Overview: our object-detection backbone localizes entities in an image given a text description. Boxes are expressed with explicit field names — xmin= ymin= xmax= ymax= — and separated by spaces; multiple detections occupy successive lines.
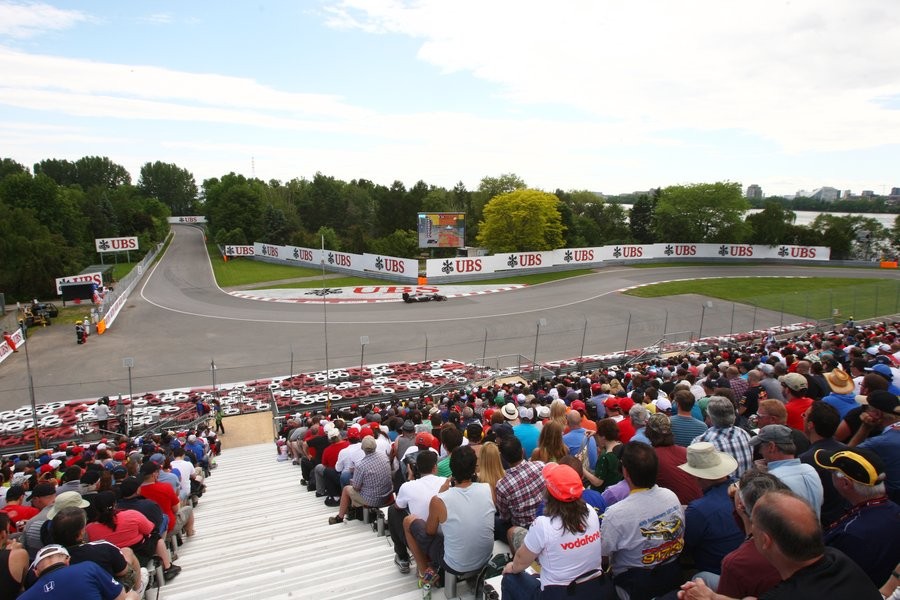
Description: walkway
xmin=159 ymin=440 xmax=459 ymax=600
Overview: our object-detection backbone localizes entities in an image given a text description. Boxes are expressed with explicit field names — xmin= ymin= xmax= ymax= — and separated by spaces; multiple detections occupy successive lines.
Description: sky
xmin=1 ymin=1 xmax=899 ymax=198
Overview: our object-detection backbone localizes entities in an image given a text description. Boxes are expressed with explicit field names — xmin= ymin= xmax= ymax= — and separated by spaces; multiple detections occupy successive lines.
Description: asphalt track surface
xmin=2 ymin=225 xmax=897 ymax=410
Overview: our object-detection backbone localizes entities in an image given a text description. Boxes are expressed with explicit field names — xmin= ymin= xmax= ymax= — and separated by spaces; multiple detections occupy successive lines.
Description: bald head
xmin=747 ymin=369 xmax=762 ymax=385
xmin=752 ymin=490 xmax=823 ymax=562
xmin=566 ymin=410 xmax=582 ymax=428
xmin=795 ymin=361 xmax=811 ymax=375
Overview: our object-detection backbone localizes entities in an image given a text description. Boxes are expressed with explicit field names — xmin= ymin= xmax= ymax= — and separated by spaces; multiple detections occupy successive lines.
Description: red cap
xmin=570 ymin=400 xmax=586 ymax=412
xmin=113 ymin=451 xmax=126 ymax=461
xmin=347 ymin=427 xmax=362 ymax=441
xmin=590 ymin=383 xmax=602 ymax=393
xmin=415 ymin=432 xmax=436 ymax=447
xmin=543 ymin=463 xmax=583 ymax=502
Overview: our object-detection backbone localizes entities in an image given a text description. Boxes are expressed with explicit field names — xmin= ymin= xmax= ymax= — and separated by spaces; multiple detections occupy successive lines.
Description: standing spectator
xmin=601 ymin=442 xmax=685 ymax=599
xmin=94 ymin=398 xmax=111 ymax=432
xmin=751 ymin=424 xmax=824 ymax=519
xmin=211 ymin=399 xmax=225 ymax=434
xmin=678 ymin=442 xmax=744 ymax=590
xmin=692 ymin=397 xmax=754 ymax=477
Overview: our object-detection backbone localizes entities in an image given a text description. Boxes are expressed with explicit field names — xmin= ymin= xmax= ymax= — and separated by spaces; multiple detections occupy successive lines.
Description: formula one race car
xmin=402 ymin=292 xmax=447 ymax=303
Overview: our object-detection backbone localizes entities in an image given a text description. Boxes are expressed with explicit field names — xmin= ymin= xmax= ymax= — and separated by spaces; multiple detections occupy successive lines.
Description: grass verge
xmin=625 ymin=277 xmax=900 ymax=321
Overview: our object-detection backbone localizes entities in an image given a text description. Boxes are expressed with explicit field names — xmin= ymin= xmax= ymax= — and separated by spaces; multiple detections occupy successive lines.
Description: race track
xmin=1 ymin=224 xmax=896 ymax=408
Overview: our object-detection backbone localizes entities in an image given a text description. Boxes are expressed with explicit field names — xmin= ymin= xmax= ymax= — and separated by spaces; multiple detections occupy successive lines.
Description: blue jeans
xmin=501 ymin=572 xmax=541 ymax=600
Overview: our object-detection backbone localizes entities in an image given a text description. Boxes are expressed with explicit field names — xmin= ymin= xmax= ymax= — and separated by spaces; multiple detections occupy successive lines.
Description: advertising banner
xmin=95 ymin=237 xmax=139 ymax=253
xmin=361 ymin=254 xmax=418 ymax=277
xmin=224 ymin=245 xmax=255 ymax=257
xmin=167 ymin=216 xmax=207 ymax=224
xmin=55 ymin=272 xmax=103 ymax=295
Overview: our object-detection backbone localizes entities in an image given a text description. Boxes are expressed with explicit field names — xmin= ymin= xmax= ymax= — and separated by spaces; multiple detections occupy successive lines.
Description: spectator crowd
xmin=0 ymin=425 xmax=220 ymax=599
xmin=280 ymin=319 xmax=900 ymax=599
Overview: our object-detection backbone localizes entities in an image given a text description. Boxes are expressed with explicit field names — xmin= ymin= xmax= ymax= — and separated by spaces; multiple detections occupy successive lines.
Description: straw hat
xmin=824 ymin=368 xmax=854 ymax=395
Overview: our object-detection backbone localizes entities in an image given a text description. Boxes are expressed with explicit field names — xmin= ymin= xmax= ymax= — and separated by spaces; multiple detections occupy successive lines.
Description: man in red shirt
xmin=138 ymin=461 xmax=194 ymax=541
xmin=778 ymin=373 xmax=814 ymax=431
xmin=1 ymin=485 xmax=38 ymax=531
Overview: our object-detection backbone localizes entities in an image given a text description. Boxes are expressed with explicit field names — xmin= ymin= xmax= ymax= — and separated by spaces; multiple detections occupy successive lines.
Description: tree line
xmin=2 ymin=156 xmax=898 ymax=302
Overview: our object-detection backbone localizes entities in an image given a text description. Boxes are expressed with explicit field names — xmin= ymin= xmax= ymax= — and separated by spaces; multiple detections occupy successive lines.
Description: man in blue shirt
xmin=678 ymin=442 xmax=744 ymax=591
xmin=20 ymin=544 xmax=140 ymax=600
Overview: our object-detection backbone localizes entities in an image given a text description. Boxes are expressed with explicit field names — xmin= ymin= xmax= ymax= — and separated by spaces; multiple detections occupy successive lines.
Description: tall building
xmin=745 ymin=184 xmax=763 ymax=199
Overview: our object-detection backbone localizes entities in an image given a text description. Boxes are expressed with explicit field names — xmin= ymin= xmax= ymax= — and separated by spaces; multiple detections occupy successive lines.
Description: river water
xmin=617 ymin=205 xmax=897 ymax=229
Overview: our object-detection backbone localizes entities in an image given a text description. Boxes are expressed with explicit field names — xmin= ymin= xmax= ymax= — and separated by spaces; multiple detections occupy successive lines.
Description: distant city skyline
xmin=1 ymin=1 xmax=899 ymax=197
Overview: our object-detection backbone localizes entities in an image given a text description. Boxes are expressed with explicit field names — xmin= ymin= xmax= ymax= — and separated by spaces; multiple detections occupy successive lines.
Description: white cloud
xmin=0 ymin=0 xmax=89 ymax=39
xmin=322 ymin=0 xmax=900 ymax=153
xmin=141 ymin=13 xmax=173 ymax=25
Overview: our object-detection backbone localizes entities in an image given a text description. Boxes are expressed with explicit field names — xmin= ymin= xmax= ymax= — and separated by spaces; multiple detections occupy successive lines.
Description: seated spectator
xmin=18 ymin=544 xmax=141 ymax=600
xmin=138 ymin=461 xmax=194 ymax=539
xmin=328 ymin=435 xmax=393 ymax=524
xmin=495 ymin=436 xmax=545 ymax=549
xmin=751 ymin=424 xmax=824 ymax=520
xmin=513 ymin=406 xmax=541 ymax=459
xmin=816 ymin=447 xmax=900 ymax=586
xmin=692 ymin=396 xmax=753 ymax=477
xmin=530 ymin=421 xmax=568 ymax=464
xmin=21 ymin=483 xmax=57 ymax=559
xmin=670 ymin=390 xmax=708 ymax=448
xmin=715 ymin=470 xmax=786 ymax=599
xmin=678 ymin=442 xmax=744 ymax=589
xmin=436 ymin=424 xmax=464 ymax=478
xmin=586 ymin=418 xmax=623 ymax=493
xmin=601 ymin=442 xmax=685 ymax=599
xmin=822 ymin=368 xmax=860 ymax=418
xmin=477 ymin=441 xmax=505 ymax=503
xmin=778 ymin=373 xmax=815 ymax=430
xmin=799 ymin=402 xmax=850 ymax=526
xmin=389 ymin=451 xmax=446 ymax=575
xmin=115 ymin=477 xmax=165 ymax=536
xmin=404 ymin=445 xmax=494 ymax=586
xmin=501 ymin=463 xmax=606 ymax=599
xmin=644 ymin=413 xmax=702 ymax=505
xmin=86 ymin=490 xmax=175 ymax=576
xmin=1 ymin=485 xmax=38 ymax=531
xmin=753 ymin=399 xmax=810 ymax=458
xmin=628 ymin=405 xmax=651 ymax=445
xmin=562 ymin=411 xmax=598 ymax=470
xmin=850 ymin=390 xmax=900 ymax=504
xmin=0 ymin=513 xmax=28 ymax=598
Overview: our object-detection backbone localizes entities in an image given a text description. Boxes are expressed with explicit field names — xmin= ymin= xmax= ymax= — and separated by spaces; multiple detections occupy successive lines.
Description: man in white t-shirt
xmin=389 ymin=451 xmax=446 ymax=574
xmin=170 ymin=447 xmax=195 ymax=502
xmin=601 ymin=441 xmax=685 ymax=599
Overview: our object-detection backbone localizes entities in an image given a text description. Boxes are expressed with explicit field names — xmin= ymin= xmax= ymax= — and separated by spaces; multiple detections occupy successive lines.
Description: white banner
xmin=362 ymin=254 xmax=418 ymax=277
xmin=224 ymin=245 xmax=255 ymax=257
xmin=168 ymin=216 xmax=207 ymax=224
xmin=95 ymin=237 xmax=139 ymax=253
xmin=55 ymin=272 xmax=103 ymax=295
xmin=0 ymin=328 xmax=25 ymax=365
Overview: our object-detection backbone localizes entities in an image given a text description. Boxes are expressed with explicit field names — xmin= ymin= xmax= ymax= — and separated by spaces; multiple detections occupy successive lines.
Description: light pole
xmin=698 ymin=301 xmax=713 ymax=341
xmin=532 ymin=318 xmax=547 ymax=381
xmin=210 ymin=358 xmax=218 ymax=399
xmin=360 ymin=336 xmax=369 ymax=373
xmin=20 ymin=321 xmax=39 ymax=450
xmin=123 ymin=357 xmax=134 ymax=436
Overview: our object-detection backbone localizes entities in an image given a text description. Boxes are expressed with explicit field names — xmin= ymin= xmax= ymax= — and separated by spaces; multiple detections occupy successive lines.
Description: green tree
xmin=746 ymin=200 xmax=797 ymax=245
xmin=138 ymin=161 xmax=199 ymax=215
xmin=629 ymin=192 xmax=657 ymax=243
xmin=653 ymin=182 xmax=749 ymax=243
xmin=368 ymin=229 xmax=419 ymax=258
xmin=476 ymin=189 xmax=565 ymax=252
xmin=0 ymin=158 xmax=28 ymax=180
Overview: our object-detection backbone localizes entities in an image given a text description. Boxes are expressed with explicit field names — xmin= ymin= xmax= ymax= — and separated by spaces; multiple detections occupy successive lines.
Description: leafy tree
xmin=34 ymin=159 xmax=78 ymax=186
xmin=374 ymin=180 xmax=408 ymax=237
xmin=746 ymin=200 xmax=797 ymax=245
xmin=629 ymin=192 xmax=657 ymax=243
xmin=809 ymin=214 xmax=888 ymax=260
xmin=138 ymin=161 xmax=199 ymax=215
xmin=478 ymin=173 xmax=526 ymax=200
xmin=653 ymin=182 xmax=749 ymax=243
xmin=316 ymin=226 xmax=341 ymax=252
xmin=0 ymin=158 xmax=28 ymax=180
xmin=262 ymin=204 xmax=291 ymax=245
xmin=476 ymin=189 xmax=565 ymax=252
xmin=368 ymin=229 xmax=419 ymax=258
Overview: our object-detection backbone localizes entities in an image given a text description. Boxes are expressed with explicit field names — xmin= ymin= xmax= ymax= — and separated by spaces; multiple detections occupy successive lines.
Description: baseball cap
xmin=118 ymin=477 xmax=141 ymax=498
xmin=402 ymin=420 xmax=415 ymax=432
xmin=361 ymin=436 xmax=377 ymax=453
xmin=570 ymin=400 xmax=586 ymax=412
xmin=865 ymin=363 xmax=894 ymax=381
xmin=814 ymin=448 xmax=885 ymax=486
xmin=645 ymin=413 xmax=672 ymax=436
xmin=750 ymin=424 xmax=794 ymax=447
xmin=415 ymin=432 xmax=436 ymax=447
xmin=590 ymin=383 xmax=602 ymax=394
xmin=30 ymin=483 xmax=57 ymax=498
xmin=31 ymin=545 xmax=69 ymax=569
xmin=860 ymin=390 xmax=900 ymax=415
xmin=778 ymin=373 xmax=808 ymax=392
xmin=542 ymin=463 xmax=583 ymax=502
xmin=347 ymin=427 xmax=362 ymax=441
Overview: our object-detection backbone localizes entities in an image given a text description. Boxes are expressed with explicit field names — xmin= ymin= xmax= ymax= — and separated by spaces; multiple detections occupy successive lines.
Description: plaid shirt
xmin=350 ymin=452 xmax=393 ymax=506
xmin=692 ymin=426 xmax=754 ymax=477
xmin=495 ymin=460 xmax=545 ymax=526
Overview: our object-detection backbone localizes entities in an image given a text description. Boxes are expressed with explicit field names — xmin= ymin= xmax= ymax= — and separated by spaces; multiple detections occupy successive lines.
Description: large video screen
xmin=417 ymin=212 xmax=465 ymax=248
